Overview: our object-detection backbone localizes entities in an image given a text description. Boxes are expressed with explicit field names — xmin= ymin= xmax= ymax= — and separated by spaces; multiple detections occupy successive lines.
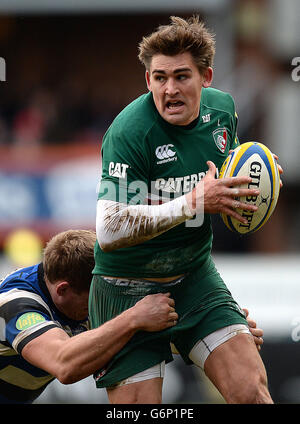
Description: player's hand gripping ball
xmin=219 ymin=142 xmax=281 ymax=234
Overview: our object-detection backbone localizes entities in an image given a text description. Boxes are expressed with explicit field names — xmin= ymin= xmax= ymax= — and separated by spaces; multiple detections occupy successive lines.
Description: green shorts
xmin=89 ymin=256 xmax=247 ymax=388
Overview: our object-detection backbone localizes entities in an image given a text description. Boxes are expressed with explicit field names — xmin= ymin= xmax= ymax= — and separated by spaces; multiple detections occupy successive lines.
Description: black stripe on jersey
xmin=0 ymin=297 xmax=50 ymax=323
xmin=0 ymin=376 xmax=53 ymax=403
xmin=17 ymin=324 xmax=58 ymax=354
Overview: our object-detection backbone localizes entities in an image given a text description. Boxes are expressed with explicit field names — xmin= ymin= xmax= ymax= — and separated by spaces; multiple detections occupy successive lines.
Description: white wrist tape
xmin=96 ymin=196 xmax=194 ymax=252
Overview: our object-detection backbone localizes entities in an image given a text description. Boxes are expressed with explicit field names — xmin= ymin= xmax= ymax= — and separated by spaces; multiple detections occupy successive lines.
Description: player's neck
xmin=181 ymin=115 xmax=200 ymax=130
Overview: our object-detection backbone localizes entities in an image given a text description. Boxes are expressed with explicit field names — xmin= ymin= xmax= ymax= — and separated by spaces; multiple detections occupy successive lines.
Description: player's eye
xmin=154 ymin=75 xmax=165 ymax=82
xmin=176 ymin=74 xmax=187 ymax=81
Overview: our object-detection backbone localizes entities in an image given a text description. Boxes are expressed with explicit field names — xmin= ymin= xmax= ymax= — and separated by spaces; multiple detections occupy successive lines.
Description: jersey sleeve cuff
xmin=13 ymin=323 xmax=59 ymax=354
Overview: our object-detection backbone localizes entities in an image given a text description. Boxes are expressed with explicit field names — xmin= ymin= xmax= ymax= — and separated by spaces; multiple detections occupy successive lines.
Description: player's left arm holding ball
xmin=186 ymin=116 xmax=283 ymax=224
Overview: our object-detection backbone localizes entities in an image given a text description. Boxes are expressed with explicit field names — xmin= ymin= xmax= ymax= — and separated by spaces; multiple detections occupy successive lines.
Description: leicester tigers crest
xmin=213 ymin=127 xmax=227 ymax=153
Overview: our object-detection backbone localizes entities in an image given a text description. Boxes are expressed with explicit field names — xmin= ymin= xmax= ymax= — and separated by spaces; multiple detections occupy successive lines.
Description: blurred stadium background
xmin=0 ymin=0 xmax=300 ymax=404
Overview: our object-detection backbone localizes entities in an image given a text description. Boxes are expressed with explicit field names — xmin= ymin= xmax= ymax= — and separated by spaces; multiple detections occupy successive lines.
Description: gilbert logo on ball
xmin=219 ymin=142 xmax=280 ymax=234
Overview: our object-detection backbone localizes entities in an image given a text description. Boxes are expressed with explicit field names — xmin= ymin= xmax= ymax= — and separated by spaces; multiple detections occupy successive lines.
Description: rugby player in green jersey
xmin=89 ymin=16 xmax=276 ymax=404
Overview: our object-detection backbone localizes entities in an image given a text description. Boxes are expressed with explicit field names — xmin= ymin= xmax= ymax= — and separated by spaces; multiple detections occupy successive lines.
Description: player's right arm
xmin=97 ymin=121 xmax=259 ymax=252
xmin=97 ymin=170 xmax=259 ymax=253
xmin=21 ymin=293 xmax=177 ymax=385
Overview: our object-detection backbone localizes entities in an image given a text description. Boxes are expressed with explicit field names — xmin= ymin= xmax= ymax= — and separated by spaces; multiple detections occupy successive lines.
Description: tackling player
xmin=0 ymin=230 xmax=178 ymax=404
xmin=90 ymin=16 xmax=279 ymax=404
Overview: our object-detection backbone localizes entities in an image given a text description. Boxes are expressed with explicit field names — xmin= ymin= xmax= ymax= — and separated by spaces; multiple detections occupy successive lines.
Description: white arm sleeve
xmin=96 ymin=196 xmax=195 ymax=252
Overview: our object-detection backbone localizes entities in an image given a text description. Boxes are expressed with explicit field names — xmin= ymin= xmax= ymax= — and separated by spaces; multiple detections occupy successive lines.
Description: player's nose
xmin=165 ymin=78 xmax=179 ymax=96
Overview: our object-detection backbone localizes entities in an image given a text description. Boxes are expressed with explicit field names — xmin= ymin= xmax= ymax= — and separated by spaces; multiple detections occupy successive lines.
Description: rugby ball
xmin=219 ymin=142 xmax=280 ymax=234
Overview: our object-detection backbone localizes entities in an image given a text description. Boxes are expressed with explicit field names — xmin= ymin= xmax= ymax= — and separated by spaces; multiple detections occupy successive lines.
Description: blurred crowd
xmin=0 ymin=0 xmax=299 ymax=254
xmin=0 ymin=1 xmax=297 ymax=150
xmin=0 ymin=84 xmax=119 ymax=146
xmin=0 ymin=14 xmax=150 ymax=146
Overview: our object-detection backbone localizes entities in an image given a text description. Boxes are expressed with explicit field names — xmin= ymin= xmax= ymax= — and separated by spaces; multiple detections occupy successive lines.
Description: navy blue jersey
xmin=0 ymin=263 xmax=89 ymax=403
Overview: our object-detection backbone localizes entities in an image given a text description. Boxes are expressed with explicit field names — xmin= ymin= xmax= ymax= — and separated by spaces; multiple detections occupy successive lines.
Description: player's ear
xmin=56 ymin=281 xmax=69 ymax=296
xmin=202 ymin=67 xmax=213 ymax=88
xmin=145 ymin=70 xmax=151 ymax=91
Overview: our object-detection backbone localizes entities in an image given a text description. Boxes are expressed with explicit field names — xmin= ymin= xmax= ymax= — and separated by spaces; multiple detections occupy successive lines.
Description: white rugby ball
xmin=219 ymin=142 xmax=280 ymax=234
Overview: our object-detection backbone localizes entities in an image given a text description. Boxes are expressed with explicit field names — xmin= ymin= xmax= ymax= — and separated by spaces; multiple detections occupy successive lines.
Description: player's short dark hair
xmin=43 ymin=229 xmax=96 ymax=293
xmin=138 ymin=15 xmax=215 ymax=75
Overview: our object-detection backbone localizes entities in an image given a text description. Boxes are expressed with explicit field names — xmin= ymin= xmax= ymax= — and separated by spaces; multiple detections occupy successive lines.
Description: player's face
xmin=146 ymin=52 xmax=213 ymax=126
xmin=61 ymin=289 xmax=89 ymax=321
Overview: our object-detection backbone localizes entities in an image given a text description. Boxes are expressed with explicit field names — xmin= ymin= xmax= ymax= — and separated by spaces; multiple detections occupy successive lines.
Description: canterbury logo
xmin=155 ymin=144 xmax=176 ymax=161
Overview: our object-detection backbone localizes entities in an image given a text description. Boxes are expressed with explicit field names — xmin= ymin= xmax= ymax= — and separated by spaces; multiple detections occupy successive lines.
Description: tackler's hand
xmin=243 ymin=308 xmax=264 ymax=351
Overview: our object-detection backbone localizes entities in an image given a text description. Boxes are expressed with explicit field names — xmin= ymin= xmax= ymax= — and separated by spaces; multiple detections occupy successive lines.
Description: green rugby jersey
xmin=94 ymin=87 xmax=239 ymax=278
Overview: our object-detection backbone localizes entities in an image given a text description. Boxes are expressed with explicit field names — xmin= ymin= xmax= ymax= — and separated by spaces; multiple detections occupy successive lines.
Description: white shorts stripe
xmin=189 ymin=324 xmax=251 ymax=369
xmin=109 ymin=361 xmax=165 ymax=388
